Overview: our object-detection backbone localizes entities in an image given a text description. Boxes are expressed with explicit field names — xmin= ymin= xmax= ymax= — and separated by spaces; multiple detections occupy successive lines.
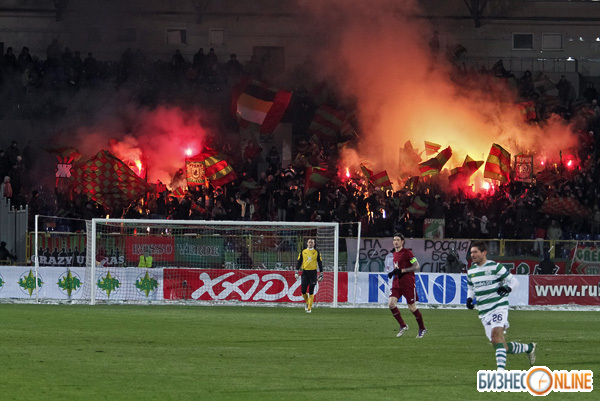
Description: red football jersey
xmin=391 ymin=248 xmax=417 ymax=289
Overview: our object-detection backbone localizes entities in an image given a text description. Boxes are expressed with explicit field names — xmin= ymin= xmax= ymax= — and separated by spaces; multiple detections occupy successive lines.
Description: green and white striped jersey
xmin=466 ymin=260 xmax=517 ymax=318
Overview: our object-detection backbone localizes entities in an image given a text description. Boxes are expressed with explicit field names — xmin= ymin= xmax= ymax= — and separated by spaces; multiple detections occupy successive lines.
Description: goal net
xmin=82 ymin=219 xmax=341 ymax=306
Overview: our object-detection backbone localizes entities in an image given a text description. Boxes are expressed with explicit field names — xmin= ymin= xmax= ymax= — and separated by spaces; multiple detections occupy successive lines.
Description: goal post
xmin=85 ymin=219 xmax=340 ymax=306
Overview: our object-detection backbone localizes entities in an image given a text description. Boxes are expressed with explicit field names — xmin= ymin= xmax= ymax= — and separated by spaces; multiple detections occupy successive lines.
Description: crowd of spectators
xmin=2 ymin=39 xmax=600 ymax=251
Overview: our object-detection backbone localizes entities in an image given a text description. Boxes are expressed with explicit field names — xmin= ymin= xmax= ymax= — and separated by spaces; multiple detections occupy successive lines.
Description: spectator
xmin=537 ymin=252 xmax=556 ymax=275
xmin=5 ymin=141 xmax=20 ymax=166
xmin=1 ymin=176 xmax=12 ymax=200
xmin=192 ymin=48 xmax=206 ymax=72
xmin=0 ymin=241 xmax=17 ymax=263
xmin=17 ymin=46 xmax=32 ymax=72
xmin=583 ymin=82 xmax=598 ymax=104
xmin=0 ymin=150 xmax=10 ymax=179
xmin=556 ymin=75 xmax=573 ymax=107
xmin=266 ymin=146 xmax=281 ymax=172
xmin=236 ymin=246 xmax=253 ymax=269
xmin=3 ymin=47 xmax=18 ymax=73
xmin=226 ymin=53 xmax=244 ymax=78
xmin=138 ymin=250 xmax=153 ymax=268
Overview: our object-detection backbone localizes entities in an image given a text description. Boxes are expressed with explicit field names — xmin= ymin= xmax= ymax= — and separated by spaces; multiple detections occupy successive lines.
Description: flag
xmin=185 ymin=158 xmax=206 ymax=186
xmin=191 ymin=202 xmax=206 ymax=215
xmin=516 ymin=101 xmax=536 ymax=121
xmin=308 ymin=104 xmax=346 ymax=144
xmin=424 ymin=141 xmax=441 ymax=157
xmin=402 ymin=176 xmax=419 ymax=192
xmin=449 ymin=155 xmax=483 ymax=185
xmin=462 ymin=155 xmax=484 ymax=175
xmin=187 ymin=148 xmax=236 ymax=188
xmin=541 ymin=196 xmax=590 ymax=218
xmin=154 ymin=181 xmax=167 ymax=194
xmin=360 ymin=163 xmax=373 ymax=181
xmin=371 ymin=170 xmax=393 ymax=191
xmin=484 ymin=143 xmax=511 ymax=182
xmin=340 ymin=114 xmax=358 ymax=139
xmin=514 ymin=154 xmax=534 ymax=183
xmin=70 ymin=150 xmax=151 ymax=209
xmin=399 ymin=141 xmax=422 ymax=177
xmin=232 ymin=79 xmax=292 ymax=134
xmin=171 ymin=187 xmax=186 ymax=198
xmin=419 ymin=146 xmax=452 ymax=176
xmin=407 ymin=196 xmax=428 ymax=217
xmin=240 ymin=179 xmax=260 ymax=190
xmin=304 ymin=166 xmax=336 ymax=195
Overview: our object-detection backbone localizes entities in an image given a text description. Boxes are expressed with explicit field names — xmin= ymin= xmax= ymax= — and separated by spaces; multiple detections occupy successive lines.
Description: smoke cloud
xmin=297 ymin=0 xmax=577 ymax=183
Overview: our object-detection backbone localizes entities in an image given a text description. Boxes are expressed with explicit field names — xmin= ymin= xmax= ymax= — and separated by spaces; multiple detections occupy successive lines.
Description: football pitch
xmin=0 ymin=304 xmax=597 ymax=401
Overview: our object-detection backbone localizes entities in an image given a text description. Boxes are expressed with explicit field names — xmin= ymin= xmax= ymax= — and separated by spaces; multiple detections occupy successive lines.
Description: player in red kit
xmin=385 ymin=233 xmax=427 ymax=338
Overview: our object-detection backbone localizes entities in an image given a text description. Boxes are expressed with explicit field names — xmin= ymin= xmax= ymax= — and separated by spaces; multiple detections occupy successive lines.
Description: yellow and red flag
xmin=70 ymin=150 xmax=151 ymax=209
xmin=419 ymin=146 xmax=452 ymax=177
xmin=187 ymin=147 xmax=236 ymax=188
xmin=484 ymin=143 xmax=511 ymax=182
xmin=304 ymin=165 xmax=336 ymax=195
xmin=371 ymin=170 xmax=393 ymax=191
xmin=424 ymin=141 xmax=441 ymax=157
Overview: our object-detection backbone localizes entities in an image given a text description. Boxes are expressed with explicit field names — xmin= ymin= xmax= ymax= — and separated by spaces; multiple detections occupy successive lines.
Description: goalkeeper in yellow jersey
xmin=295 ymin=238 xmax=323 ymax=313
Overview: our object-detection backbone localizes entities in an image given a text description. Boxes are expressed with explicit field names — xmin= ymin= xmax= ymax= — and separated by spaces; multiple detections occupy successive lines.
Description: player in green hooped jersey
xmin=467 ymin=241 xmax=537 ymax=371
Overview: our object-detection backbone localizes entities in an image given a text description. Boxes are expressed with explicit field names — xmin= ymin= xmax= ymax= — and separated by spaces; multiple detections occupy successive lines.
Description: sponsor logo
xmin=135 ymin=271 xmax=159 ymax=298
xmin=18 ymin=269 xmax=43 ymax=296
xmin=57 ymin=269 xmax=83 ymax=297
xmin=97 ymin=271 xmax=121 ymax=298
xmin=190 ymin=272 xmax=305 ymax=302
xmin=477 ymin=366 xmax=593 ymax=396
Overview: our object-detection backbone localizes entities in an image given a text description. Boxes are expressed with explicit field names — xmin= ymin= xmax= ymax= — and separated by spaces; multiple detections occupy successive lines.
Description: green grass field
xmin=0 ymin=304 xmax=597 ymax=401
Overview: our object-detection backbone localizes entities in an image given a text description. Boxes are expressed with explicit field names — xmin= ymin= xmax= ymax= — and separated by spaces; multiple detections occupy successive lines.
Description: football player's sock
xmin=302 ymin=293 xmax=308 ymax=303
xmin=412 ymin=309 xmax=425 ymax=330
xmin=495 ymin=343 xmax=507 ymax=370
xmin=308 ymin=294 xmax=314 ymax=310
xmin=391 ymin=307 xmax=406 ymax=327
xmin=507 ymin=342 xmax=532 ymax=354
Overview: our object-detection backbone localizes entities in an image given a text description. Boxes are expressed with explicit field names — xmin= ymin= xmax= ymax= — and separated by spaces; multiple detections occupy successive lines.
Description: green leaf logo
xmin=57 ymin=270 xmax=82 ymax=297
xmin=18 ymin=270 xmax=43 ymax=296
xmin=97 ymin=271 xmax=121 ymax=298
xmin=135 ymin=271 xmax=159 ymax=298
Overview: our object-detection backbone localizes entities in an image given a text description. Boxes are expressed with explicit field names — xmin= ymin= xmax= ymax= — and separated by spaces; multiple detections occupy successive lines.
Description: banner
xmin=163 ymin=269 xmax=347 ymax=303
xmin=125 ymin=236 xmax=176 ymax=263
xmin=348 ymin=272 xmax=529 ymax=306
xmin=187 ymin=148 xmax=236 ymax=188
xmin=345 ymin=238 xmax=472 ymax=273
xmin=185 ymin=160 xmax=206 ymax=186
xmin=490 ymin=259 xmax=566 ymax=275
xmin=423 ymin=218 xmax=445 ymax=239
xmin=0 ymin=266 xmax=164 ymax=301
xmin=514 ymin=154 xmax=533 ymax=183
xmin=529 ymin=275 xmax=600 ymax=306
xmin=569 ymin=246 xmax=600 ymax=274
xmin=173 ymin=237 xmax=225 ymax=266
xmin=344 ymin=238 xmax=568 ymax=275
